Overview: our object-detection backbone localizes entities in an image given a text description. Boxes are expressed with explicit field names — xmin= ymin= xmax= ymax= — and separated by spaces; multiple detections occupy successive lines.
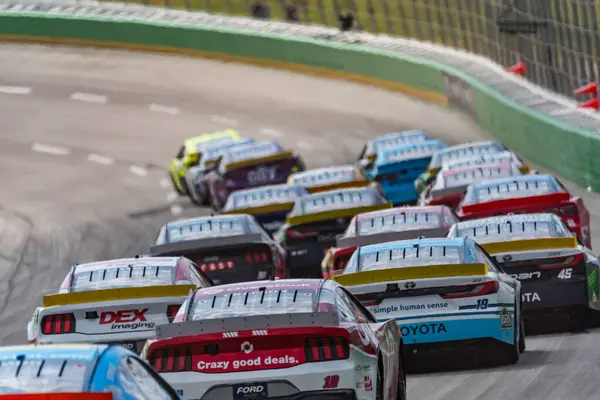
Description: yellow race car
xmin=168 ymin=129 xmax=242 ymax=195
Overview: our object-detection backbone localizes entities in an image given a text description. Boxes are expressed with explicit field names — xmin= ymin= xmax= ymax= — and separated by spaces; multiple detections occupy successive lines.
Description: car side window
xmin=335 ymin=287 xmax=359 ymax=323
xmin=189 ymin=263 xmax=213 ymax=287
xmin=118 ymin=357 xmax=179 ymax=400
xmin=472 ymin=244 xmax=501 ymax=273
xmin=339 ymin=287 xmax=376 ymax=323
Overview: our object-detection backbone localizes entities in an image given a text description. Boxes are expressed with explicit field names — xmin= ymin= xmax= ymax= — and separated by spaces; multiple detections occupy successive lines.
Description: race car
xmin=274 ymin=186 xmax=391 ymax=278
xmin=203 ymin=140 xmax=305 ymax=210
xmin=418 ymin=162 xmax=523 ymax=209
xmin=287 ymin=164 xmax=372 ymax=194
xmin=357 ymin=130 xmax=433 ymax=173
xmin=169 ymin=129 xmax=242 ymax=195
xmin=142 ymin=279 xmax=406 ymax=400
xmin=322 ymin=206 xmax=459 ymax=279
xmin=447 ymin=213 xmax=600 ymax=329
xmin=0 ymin=343 xmax=181 ymax=398
xmin=150 ymin=214 xmax=288 ymax=284
xmin=441 ymin=151 xmax=532 ymax=174
xmin=185 ymin=138 xmax=256 ymax=206
xmin=26 ymin=257 xmax=212 ymax=353
xmin=414 ymin=140 xmax=507 ymax=195
xmin=334 ymin=237 xmax=525 ymax=368
xmin=220 ymin=184 xmax=309 ymax=235
xmin=370 ymin=140 xmax=447 ymax=205
xmin=456 ymin=174 xmax=592 ymax=248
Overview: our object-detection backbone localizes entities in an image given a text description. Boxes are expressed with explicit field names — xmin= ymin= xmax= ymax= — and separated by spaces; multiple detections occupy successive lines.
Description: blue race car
xmin=220 ymin=183 xmax=308 ymax=235
xmin=370 ymin=140 xmax=447 ymax=206
xmin=0 ymin=343 xmax=182 ymax=399
xmin=334 ymin=237 xmax=524 ymax=369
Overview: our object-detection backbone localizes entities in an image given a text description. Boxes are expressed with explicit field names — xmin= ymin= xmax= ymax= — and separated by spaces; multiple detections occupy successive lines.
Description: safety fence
xmin=94 ymin=0 xmax=599 ymax=101
xmin=0 ymin=2 xmax=600 ymax=192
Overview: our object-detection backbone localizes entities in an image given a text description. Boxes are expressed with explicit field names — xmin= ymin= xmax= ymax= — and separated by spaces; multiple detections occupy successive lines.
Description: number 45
xmin=558 ymin=268 xmax=573 ymax=280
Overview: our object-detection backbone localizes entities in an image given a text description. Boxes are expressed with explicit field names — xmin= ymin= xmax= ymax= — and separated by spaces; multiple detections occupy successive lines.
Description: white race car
xmin=334 ymin=237 xmax=525 ymax=369
xmin=142 ymin=279 xmax=406 ymax=400
xmin=27 ymin=256 xmax=213 ymax=354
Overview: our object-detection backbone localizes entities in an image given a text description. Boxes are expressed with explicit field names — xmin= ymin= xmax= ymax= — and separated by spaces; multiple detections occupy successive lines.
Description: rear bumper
xmin=520 ymin=280 xmax=588 ymax=312
xmin=389 ymin=313 xmax=515 ymax=346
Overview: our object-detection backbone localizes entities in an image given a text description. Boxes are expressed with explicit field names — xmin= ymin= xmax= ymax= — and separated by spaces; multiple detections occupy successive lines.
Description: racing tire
xmin=170 ymin=174 xmax=185 ymax=195
xmin=396 ymin=352 xmax=407 ymax=400
xmin=518 ymin=303 xmax=526 ymax=354
xmin=376 ymin=358 xmax=384 ymax=400
xmin=500 ymin=299 xmax=521 ymax=365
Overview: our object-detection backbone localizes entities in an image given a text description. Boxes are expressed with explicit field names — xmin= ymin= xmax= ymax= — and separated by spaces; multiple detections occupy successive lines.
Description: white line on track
xmin=170 ymin=205 xmax=183 ymax=216
xmin=70 ymin=92 xmax=107 ymax=104
xmin=149 ymin=103 xmax=180 ymax=115
xmin=87 ymin=153 xmax=114 ymax=165
xmin=31 ymin=143 xmax=71 ymax=156
xmin=129 ymin=166 xmax=148 ymax=177
xmin=0 ymin=86 xmax=31 ymax=95
xmin=166 ymin=192 xmax=178 ymax=203
xmin=211 ymin=115 xmax=238 ymax=126
xmin=260 ymin=128 xmax=283 ymax=138
xmin=297 ymin=140 xmax=314 ymax=150
xmin=160 ymin=178 xmax=171 ymax=189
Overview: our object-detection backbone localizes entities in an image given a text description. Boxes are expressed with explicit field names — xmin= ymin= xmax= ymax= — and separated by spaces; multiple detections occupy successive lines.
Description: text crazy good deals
xmin=99 ymin=309 xmax=155 ymax=330
xmin=197 ymin=355 xmax=298 ymax=371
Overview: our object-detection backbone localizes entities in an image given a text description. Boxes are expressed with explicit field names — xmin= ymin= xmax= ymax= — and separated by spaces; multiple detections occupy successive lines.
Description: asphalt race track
xmin=1 ymin=43 xmax=600 ymax=399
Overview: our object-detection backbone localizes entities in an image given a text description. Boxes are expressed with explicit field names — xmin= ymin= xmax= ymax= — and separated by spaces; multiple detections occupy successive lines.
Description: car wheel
xmin=376 ymin=358 xmax=384 ymax=400
xmin=502 ymin=300 xmax=521 ymax=365
xmin=170 ymin=174 xmax=185 ymax=195
xmin=396 ymin=352 xmax=407 ymax=400
xmin=518 ymin=302 xmax=526 ymax=354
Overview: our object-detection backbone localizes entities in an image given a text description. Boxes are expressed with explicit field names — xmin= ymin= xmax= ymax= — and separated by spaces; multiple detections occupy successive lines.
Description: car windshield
xmin=359 ymin=245 xmax=464 ymax=271
xmin=70 ymin=264 xmax=175 ymax=292
xmin=0 ymin=358 xmax=92 ymax=394
xmin=190 ymin=288 xmax=317 ymax=320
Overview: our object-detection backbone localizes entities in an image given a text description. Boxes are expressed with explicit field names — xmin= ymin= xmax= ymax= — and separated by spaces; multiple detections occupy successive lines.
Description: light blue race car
xmin=334 ymin=237 xmax=525 ymax=369
xmin=369 ymin=139 xmax=447 ymax=206
xmin=0 ymin=343 xmax=182 ymax=399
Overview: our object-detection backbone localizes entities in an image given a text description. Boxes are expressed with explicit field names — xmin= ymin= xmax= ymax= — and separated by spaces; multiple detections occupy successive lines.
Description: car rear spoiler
xmin=306 ymin=180 xmax=370 ymax=194
xmin=336 ymin=227 xmax=449 ymax=248
xmin=480 ymin=237 xmax=578 ymax=255
xmin=6 ymin=395 xmax=113 ymax=399
xmin=42 ymin=284 xmax=195 ymax=308
xmin=460 ymin=192 xmax=571 ymax=214
xmin=224 ymin=151 xmax=295 ymax=172
xmin=333 ymin=263 xmax=488 ymax=287
xmin=155 ymin=311 xmax=339 ymax=339
xmin=286 ymin=203 xmax=392 ymax=226
xmin=149 ymin=233 xmax=264 ymax=256
xmin=220 ymin=202 xmax=295 ymax=216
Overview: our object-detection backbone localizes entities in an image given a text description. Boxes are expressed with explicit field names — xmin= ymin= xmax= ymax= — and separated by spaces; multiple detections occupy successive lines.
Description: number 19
xmin=476 ymin=299 xmax=489 ymax=310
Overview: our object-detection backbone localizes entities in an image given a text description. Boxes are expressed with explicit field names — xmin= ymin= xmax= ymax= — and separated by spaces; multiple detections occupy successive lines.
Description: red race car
xmin=456 ymin=173 xmax=592 ymax=249
xmin=418 ymin=162 xmax=522 ymax=209
xmin=321 ymin=206 xmax=460 ymax=278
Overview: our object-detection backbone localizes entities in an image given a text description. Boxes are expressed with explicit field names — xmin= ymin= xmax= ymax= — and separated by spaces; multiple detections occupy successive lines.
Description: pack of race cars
xmin=13 ymin=129 xmax=600 ymax=400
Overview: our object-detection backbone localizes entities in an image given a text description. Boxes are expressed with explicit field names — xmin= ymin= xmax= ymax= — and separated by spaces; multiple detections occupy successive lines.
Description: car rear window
xmin=437 ymin=142 xmax=504 ymax=165
xmin=167 ymin=217 xmax=247 ymax=242
xmin=71 ymin=264 xmax=175 ymax=292
xmin=474 ymin=179 xmax=558 ymax=203
xmin=299 ymin=189 xmax=381 ymax=215
xmin=383 ymin=141 xmax=445 ymax=164
xmin=227 ymin=141 xmax=283 ymax=163
xmin=372 ymin=132 xmax=430 ymax=153
xmin=0 ymin=358 xmax=92 ymax=394
xmin=442 ymin=164 xmax=517 ymax=189
xmin=292 ymin=166 xmax=356 ymax=187
xmin=357 ymin=211 xmax=442 ymax=235
xmin=231 ymin=186 xmax=303 ymax=209
xmin=359 ymin=245 xmax=464 ymax=271
xmin=190 ymin=288 xmax=317 ymax=320
xmin=454 ymin=215 xmax=568 ymax=243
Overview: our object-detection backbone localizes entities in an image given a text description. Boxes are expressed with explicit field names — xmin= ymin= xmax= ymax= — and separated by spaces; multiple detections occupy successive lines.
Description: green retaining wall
xmin=1 ymin=12 xmax=598 ymax=190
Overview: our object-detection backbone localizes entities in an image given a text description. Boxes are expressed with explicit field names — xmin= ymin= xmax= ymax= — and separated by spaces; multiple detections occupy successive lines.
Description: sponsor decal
xmin=510 ymin=272 xmax=541 ymax=280
xmin=356 ymin=381 xmax=363 ymax=389
xmin=241 ymin=341 xmax=254 ymax=354
xmin=364 ymin=376 xmax=373 ymax=392
xmin=372 ymin=303 xmax=449 ymax=314
xmin=197 ymin=356 xmax=298 ymax=371
xmin=499 ymin=308 xmax=513 ymax=330
xmin=400 ymin=323 xmax=447 ymax=336
xmin=522 ymin=292 xmax=541 ymax=302
xmin=247 ymin=166 xmax=278 ymax=184
xmin=355 ymin=364 xmax=362 ymax=372
xmin=404 ymin=281 xmax=416 ymax=289
xmin=99 ymin=309 xmax=154 ymax=331
xmin=234 ymin=383 xmax=267 ymax=397
xmin=503 ymin=255 xmax=512 ymax=262
xmin=262 ymin=221 xmax=283 ymax=231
